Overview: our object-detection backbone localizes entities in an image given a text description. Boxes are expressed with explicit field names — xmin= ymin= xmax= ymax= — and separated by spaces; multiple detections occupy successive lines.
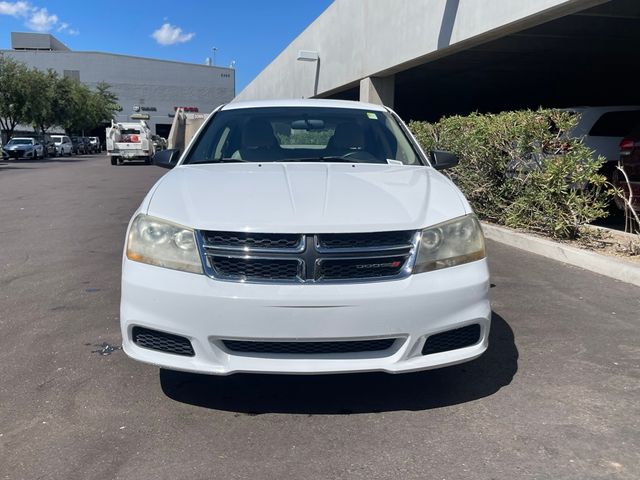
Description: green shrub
xmin=409 ymin=109 xmax=612 ymax=239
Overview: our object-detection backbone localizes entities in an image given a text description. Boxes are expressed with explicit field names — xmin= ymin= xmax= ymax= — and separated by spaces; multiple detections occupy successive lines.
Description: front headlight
xmin=413 ymin=214 xmax=485 ymax=273
xmin=126 ymin=214 xmax=203 ymax=274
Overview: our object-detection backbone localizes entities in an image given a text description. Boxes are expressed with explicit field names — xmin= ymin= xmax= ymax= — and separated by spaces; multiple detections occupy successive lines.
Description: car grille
xmin=200 ymin=231 xmax=303 ymax=250
xmin=317 ymin=256 xmax=407 ymax=281
xmin=422 ymin=324 xmax=481 ymax=355
xmin=132 ymin=326 xmax=195 ymax=357
xmin=210 ymin=257 xmax=301 ymax=281
xmin=198 ymin=230 xmax=418 ymax=283
xmin=317 ymin=231 xmax=415 ymax=250
xmin=222 ymin=338 xmax=396 ymax=355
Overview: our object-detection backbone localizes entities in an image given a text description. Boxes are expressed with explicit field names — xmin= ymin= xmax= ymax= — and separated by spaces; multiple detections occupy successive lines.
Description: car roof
xmin=223 ymin=98 xmax=389 ymax=112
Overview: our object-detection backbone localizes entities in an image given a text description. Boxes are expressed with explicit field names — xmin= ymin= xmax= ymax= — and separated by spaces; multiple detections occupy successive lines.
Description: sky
xmin=0 ymin=0 xmax=333 ymax=92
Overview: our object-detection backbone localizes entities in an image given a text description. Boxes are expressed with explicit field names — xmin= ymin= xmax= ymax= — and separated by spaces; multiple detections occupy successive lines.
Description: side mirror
xmin=430 ymin=150 xmax=459 ymax=170
xmin=153 ymin=149 xmax=180 ymax=169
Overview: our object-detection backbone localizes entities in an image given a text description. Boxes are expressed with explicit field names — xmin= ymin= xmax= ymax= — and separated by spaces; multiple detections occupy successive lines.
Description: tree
xmin=51 ymin=75 xmax=76 ymax=132
xmin=0 ymin=55 xmax=31 ymax=140
xmin=63 ymin=80 xmax=119 ymax=134
xmin=23 ymin=68 xmax=57 ymax=137
xmin=95 ymin=82 xmax=119 ymax=123
xmin=0 ymin=56 xmax=120 ymax=140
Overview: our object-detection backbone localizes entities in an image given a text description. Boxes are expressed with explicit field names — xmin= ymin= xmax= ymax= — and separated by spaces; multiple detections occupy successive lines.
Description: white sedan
xmin=120 ymin=99 xmax=490 ymax=375
xmin=3 ymin=137 xmax=44 ymax=159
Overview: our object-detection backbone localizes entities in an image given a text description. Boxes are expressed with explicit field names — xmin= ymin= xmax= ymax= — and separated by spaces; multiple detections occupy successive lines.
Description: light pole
xmin=212 ymin=47 xmax=217 ymax=66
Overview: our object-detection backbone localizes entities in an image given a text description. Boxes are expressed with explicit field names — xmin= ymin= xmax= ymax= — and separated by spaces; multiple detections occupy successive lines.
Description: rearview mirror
xmin=153 ymin=149 xmax=180 ymax=169
xmin=291 ymin=119 xmax=325 ymax=130
xmin=430 ymin=150 xmax=459 ymax=170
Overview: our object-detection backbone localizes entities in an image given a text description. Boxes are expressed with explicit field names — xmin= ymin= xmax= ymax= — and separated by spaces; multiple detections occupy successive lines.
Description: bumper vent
xmin=222 ymin=338 xmax=396 ymax=355
xmin=132 ymin=326 xmax=195 ymax=357
xmin=422 ymin=324 xmax=481 ymax=355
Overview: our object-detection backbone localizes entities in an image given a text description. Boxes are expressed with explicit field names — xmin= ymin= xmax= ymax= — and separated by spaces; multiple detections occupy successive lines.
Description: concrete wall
xmin=2 ymin=49 xmax=235 ymax=134
xmin=235 ymin=0 xmax=606 ymax=102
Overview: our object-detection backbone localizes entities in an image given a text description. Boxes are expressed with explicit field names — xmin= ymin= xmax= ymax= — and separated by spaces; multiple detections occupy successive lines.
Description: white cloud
xmin=0 ymin=2 xmax=77 ymax=35
xmin=151 ymin=23 xmax=194 ymax=46
xmin=0 ymin=1 xmax=30 ymax=17
xmin=57 ymin=21 xmax=78 ymax=35
xmin=26 ymin=7 xmax=57 ymax=32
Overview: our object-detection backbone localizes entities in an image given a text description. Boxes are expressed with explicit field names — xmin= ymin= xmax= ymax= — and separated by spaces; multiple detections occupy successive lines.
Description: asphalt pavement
xmin=1 ymin=155 xmax=638 ymax=480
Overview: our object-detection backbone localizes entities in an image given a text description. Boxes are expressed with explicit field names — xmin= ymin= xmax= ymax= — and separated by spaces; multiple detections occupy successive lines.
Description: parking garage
xmin=237 ymin=0 xmax=640 ymax=122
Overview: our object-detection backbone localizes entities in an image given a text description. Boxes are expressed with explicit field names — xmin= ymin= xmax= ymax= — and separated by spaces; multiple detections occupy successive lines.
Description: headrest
xmin=243 ymin=118 xmax=277 ymax=149
xmin=331 ymin=123 xmax=365 ymax=150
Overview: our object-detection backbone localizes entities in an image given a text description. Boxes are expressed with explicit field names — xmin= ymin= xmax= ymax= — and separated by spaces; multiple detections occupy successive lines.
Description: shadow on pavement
xmin=2 ymin=156 xmax=94 ymax=165
xmin=159 ymin=312 xmax=518 ymax=414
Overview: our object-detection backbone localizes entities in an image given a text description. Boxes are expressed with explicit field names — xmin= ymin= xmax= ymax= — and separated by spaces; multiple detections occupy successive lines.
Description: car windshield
xmin=8 ymin=139 xmax=32 ymax=145
xmin=52 ymin=137 xmax=63 ymax=143
xmin=184 ymin=106 xmax=423 ymax=165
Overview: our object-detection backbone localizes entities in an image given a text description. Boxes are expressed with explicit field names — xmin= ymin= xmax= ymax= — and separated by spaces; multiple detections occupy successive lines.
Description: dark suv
xmin=71 ymin=137 xmax=86 ymax=155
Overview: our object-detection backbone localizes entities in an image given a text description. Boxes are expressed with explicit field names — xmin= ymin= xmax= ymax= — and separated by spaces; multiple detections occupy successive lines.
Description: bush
xmin=409 ymin=109 xmax=612 ymax=239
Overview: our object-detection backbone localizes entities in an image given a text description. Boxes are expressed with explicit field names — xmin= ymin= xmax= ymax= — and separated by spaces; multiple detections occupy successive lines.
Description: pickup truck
xmin=120 ymin=99 xmax=490 ymax=376
xmin=106 ymin=121 xmax=154 ymax=165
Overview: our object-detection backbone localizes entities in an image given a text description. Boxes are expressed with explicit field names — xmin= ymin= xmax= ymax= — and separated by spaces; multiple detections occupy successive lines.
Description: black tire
xmin=110 ymin=156 xmax=117 ymax=166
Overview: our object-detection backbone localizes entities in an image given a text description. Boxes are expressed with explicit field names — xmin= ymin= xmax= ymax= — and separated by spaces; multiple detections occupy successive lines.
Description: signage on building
xmin=131 ymin=113 xmax=150 ymax=120
xmin=133 ymin=104 xmax=140 ymax=112
xmin=174 ymin=106 xmax=199 ymax=112
xmin=141 ymin=106 xmax=157 ymax=112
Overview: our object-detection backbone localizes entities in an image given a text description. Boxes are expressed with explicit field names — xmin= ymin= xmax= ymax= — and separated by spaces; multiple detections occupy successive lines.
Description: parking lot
xmin=0 ymin=155 xmax=638 ymax=479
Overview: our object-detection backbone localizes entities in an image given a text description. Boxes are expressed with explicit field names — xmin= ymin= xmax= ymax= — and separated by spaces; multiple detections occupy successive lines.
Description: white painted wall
xmin=236 ymin=0 xmax=606 ymax=101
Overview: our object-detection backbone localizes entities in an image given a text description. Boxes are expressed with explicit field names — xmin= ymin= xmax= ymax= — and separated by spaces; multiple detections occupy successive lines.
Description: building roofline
xmin=3 ymin=45 xmax=235 ymax=72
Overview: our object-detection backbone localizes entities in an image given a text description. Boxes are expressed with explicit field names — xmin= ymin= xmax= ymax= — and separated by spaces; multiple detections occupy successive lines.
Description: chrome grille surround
xmin=197 ymin=230 xmax=420 ymax=284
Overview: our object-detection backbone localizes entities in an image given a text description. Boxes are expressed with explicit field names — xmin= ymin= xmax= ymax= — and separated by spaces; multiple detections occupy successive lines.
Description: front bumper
xmin=120 ymin=258 xmax=491 ymax=375
xmin=6 ymin=149 xmax=30 ymax=158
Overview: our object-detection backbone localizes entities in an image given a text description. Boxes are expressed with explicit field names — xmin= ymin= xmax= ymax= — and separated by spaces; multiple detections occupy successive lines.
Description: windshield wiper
xmin=280 ymin=156 xmax=360 ymax=163
xmin=191 ymin=158 xmax=249 ymax=164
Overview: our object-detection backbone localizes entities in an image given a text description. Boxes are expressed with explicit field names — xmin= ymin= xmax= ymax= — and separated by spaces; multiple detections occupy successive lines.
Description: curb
xmin=481 ymin=222 xmax=640 ymax=287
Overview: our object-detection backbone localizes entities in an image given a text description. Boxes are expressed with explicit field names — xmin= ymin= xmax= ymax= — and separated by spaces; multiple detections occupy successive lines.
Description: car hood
xmin=146 ymin=163 xmax=469 ymax=233
xmin=5 ymin=144 xmax=31 ymax=150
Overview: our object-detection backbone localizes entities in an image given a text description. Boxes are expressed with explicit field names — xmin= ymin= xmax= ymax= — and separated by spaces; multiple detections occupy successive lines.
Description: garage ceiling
xmin=331 ymin=0 xmax=640 ymax=121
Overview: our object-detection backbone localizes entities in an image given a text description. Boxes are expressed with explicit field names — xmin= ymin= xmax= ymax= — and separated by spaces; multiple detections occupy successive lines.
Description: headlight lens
xmin=126 ymin=214 xmax=203 ymax=274
xmin=413 ymin=214 xmax=485 ymax=273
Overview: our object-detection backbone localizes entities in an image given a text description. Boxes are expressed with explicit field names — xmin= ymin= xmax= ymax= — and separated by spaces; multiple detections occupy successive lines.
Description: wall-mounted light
xmin=297 ymin=50 xmax=319 ymax=62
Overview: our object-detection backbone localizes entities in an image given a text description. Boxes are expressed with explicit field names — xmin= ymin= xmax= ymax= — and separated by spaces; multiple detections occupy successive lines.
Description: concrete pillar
xmin=359 ymin=75 xmax=395 ymax=108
